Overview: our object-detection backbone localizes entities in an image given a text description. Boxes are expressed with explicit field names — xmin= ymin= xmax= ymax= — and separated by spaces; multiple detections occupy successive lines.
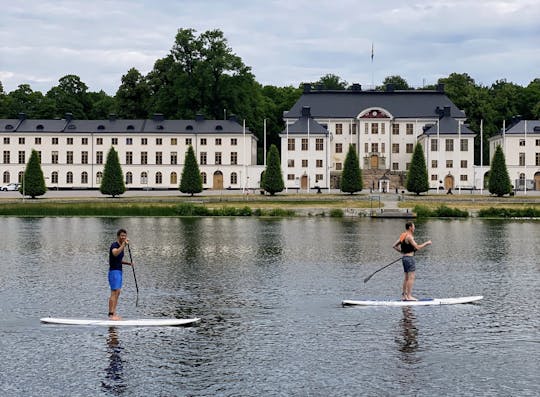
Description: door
xmin=300 ymin=175 xmax=308 ymax=190
xmin=213 ymin=171 xmax=223 ymax=190
xmin=370 ymin=155 xmax=379 ymax=169
xmin=444 ymin=175 xmax=454 ymax=190
xmin=534 ymin=172 xmax=540 ymax=190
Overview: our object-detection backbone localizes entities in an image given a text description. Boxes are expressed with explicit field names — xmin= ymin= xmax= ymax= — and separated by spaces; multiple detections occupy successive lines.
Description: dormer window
xmin=36 ymin=124 xmax=44 ymax=130
xmin=186 ymin=125 xmax=193 ymax=131
xmin=97 ymin=125 xmax=105 ymax=130
xmin=156 ymin=125 xmax=164 ymax=130
xmin=5 ymin=124 xmax=13 ymax=130
xmin=215 ymin=125 xmax=223 ymax=131
xmin=127 ymin=125 xmax=135 ymax=130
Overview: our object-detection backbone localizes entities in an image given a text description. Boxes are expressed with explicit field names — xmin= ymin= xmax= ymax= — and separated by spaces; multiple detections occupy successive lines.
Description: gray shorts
xmin=402 ymin=256 xmax=416 ymax=273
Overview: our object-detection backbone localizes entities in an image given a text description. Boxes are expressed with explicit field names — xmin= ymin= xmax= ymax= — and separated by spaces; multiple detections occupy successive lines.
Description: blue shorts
xmin=108 ymin=270 xmax=123 ymax=290
xmin=402 ymin=256 xmax=416 ymax=273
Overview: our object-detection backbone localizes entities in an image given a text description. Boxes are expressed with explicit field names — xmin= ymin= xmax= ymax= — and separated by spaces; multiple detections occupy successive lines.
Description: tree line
xmin=1 ymin=28 xmax=539 ymax=165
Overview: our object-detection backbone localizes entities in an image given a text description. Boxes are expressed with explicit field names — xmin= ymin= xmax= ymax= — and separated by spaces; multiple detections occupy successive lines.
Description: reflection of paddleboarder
xmin=392 ymin=222 xmax=431 ymax=301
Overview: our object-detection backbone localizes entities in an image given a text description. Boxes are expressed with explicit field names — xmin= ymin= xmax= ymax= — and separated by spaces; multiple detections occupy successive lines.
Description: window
xmin=36 ymin=151 xmax=42 ymax=163
xmin=431 ymin=139 xmax=438 ymax=151
xmin=141 ymin=138 xmax=148 ymax=145
xmin=96 ymin=172 xmax=103 ymax=184
xmin=406 ymin=144 xmax=414 ymax=153
xmin=460 ymin=175 xmax=468 ymax=181
xmin=406 ymin=162 xmax=411 ymax=170
xmin=170 ymin=172 xmax=177 ymax=185
xmin=18 ymin=151 xmax=25 ymax=164
xmin=461 ymin=160 xmax=468 ymax=168
xmin=302 ymin=139 xmax=308 ymax=151
xmin=406 ymin=123 xmax=413 ymax=135
xmin=51 ymin=172 xmax=58 ymax=184
xmin=82 ymin=138 xmax=88 ymax=145
xmin=381 ymin=124 xmax=385 ymax=134
xmin=432 ymin=160 xmax=438 ymax=168
xmin=231 ymin=152 xmax=238 ymax=165
xmin=536 ymin=139 xmax=540 ymax=146
xmin=392 ymin=162 xmax=399 ymax=171
xmin=66 ymin=172 xmax=73 ymax=184
xmin=156 ymin=152 xmax=162 ymax=165
xmin=371 ymin=123 xmax=378 ymax=134
xmin=335 ymin=162 xmax=342 ymax=170
xmin=126 ymin=138 xmax=133 ymax=145
xmin=351 ymin=143 xmax=357 ymax=152
xmin=81 ymin=172 xmax=88 ymax=184
xmin=392 ymin=124 xmax=400 ymax=135
xmin=126 ymin=152 xmax=133 ymax=165
xmin=126 ymin=172 xmax=133 ymax=185
xmin=316 ymin=139 xmax=323 ymax=151
xmin=67 ymin=151 xmax=73 ymax=164
xmin=171 ymin=152 xmax=177 ymax=165
xmin=231 ymin=138 xmax=237 ymax=146
xmin=302 ymin=159 xmax=308 ymax=167
xmin=186 ymin=138 xmax=192 ymax=145
xmin=231 ymin=172 xmax=238 ymax=185
xmin=96 ymin=151 xmax=103 ymax=164
xmin=112 ymin=138 xmax=118 ymax=145
xmin=201 ymin=172 xmax=207 ymax=184
xmin=51 ymin=151 xmax=58 ymax=164
xmin=35 ymin=137 xmax=41 ymax=145
xmin=288 ymin=139 xmax=295 ymax=151
xmin=519 ymin=152 xmax=525 ymax=166
xmin=155 ymin=172 xmax=162 ymax=184
xmin=316 ymin=159 xmax=323 ymax=168
xmin=335 ymin=124 xmax=343 ymax=135
xmin=519 ymin=139 xmax=525 ymax=147
xmin=364 ymin=143 xmax=369 ymax=153
xmin=19 ymin=137 xmax=25 ymax=144
xmin=288 ymin=159 xmax=295 ymax=167
xmin=200 ymin=152 xmax=207 ymax=165
xmin=431 ymin=174 xmax=438 ymax=181
xmin=536 ymin=152 xmax=540 ymax=166
xmin=364 ymin=123 xmax=369 ymax=134
xmin=287 ymin=174 xmax=295 ymax=180
xmin=316 ymin=174 xmax=323 ymax=181
xmin=336 ymin=143 xmax=343 ymax=153
xmin=3 ymin=151 xmax=10 ymax=164
xmin=371 ymin=143 xmax=378 ymax=153
xmin=67 ymin=137 xmax=73 ymax=145
xmin=141 ymin=152 xmax=148 ymax=165
xmin=140 ymin=172 xmax=148 ymax=185
xmin=460 ymin=139 xmax=468 ymax=151
xmin=351 ymin=124 xmax=357 ymax=135
xmin=156 ymin=138 xmax=162 ymax=145
xmin=392 ymin=144 xmax=399 ymax=153
xmin=171 ymin=138 xmax=177 ymax=145
xmin=445 ymin=139 xmax=454 ymax=151
xmin=215 ymin=138 xmax=222 ymax=145
xmin=215 ymin=152 xmax=222 ymax=165
xmin=201 ymin=138 xmax=207 ymax=145
xmin=96 ymin=138 xmax=102 ymax=145
xmin=3 ymin=137 xmax=9 ymax=144
xmin=82 ymin=151 xmax=88 ymax=164
xmin=446 ymin=160 xmax=453 ymax=168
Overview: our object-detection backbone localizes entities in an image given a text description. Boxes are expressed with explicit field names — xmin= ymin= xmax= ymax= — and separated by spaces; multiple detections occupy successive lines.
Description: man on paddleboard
xmin=108 ymin=229 xmax=133 ymax=320
xmin=392 ymin=222 xmax=431 ymax=301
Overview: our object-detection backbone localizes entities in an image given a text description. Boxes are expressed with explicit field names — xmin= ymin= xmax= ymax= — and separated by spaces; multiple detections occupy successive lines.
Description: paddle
xmin=126 ymin=243 xmax=139 ymax=307
xmin=363 ymin=257 xmax=402 ymax=283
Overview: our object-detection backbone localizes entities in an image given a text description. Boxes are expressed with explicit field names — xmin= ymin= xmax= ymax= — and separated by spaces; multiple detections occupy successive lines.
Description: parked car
xmin=0 ymin=183 xmax=20 ymax=191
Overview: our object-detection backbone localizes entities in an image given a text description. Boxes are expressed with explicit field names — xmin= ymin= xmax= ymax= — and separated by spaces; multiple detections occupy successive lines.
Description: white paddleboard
xmin=40 ymin=317 xmax=200 ymax=326
xmin=342 ymin=295 xmax=483 ymax=307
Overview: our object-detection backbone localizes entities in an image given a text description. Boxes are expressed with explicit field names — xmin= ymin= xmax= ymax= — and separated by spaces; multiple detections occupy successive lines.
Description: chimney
xmin=152 ymin=113 xmax=165 ymax=122
xmin=228 ymin=114 xmax=238 ymax=123
xmin=303 ymin=83 xmax=312 ymax=93
xmin=351 ymin=83 xmax=362 ymax=91
xmin=18 ymin=112 xmax=26 ymax=121
xmin=443 ymin=106 xmax=451 ymax=117
xmin=65 ymin=112 xmax=73 ymax=121
xmin=195 ymin=114 xmax=205 ymax=121
xmin=437 ymin=83 xmax=445 ymax=92
xmin=301 ymin=106 xmax=311 ymax=118
xmin=108 ymin=113 xmax=117 ymax=121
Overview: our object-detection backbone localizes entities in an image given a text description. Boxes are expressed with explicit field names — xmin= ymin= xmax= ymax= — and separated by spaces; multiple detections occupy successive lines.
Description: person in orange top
xmin=392 ymin=222 xmax=432 ymax=301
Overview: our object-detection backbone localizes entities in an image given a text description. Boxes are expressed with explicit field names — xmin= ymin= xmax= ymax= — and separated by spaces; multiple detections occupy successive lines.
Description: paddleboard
xmin=40 ymin=317 xmax=200 ymax=326
xmin=342 ymin=295 xmax=483 ymax=307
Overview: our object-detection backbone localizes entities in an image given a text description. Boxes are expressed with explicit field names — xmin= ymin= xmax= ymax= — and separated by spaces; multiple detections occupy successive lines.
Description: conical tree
xmin=100 ymin=147 xmax=125 ymax=197
xmin=179 ymin=145 xmax=203 ymax=196
xmin=488 ymin=145 xmax=512 ymax=196
xmin=406 ymin=143 xmax=429 ymax=195
xmin=340 ymin=144 xmax=363 ymax=194
xmin=262 ymin=144 xmax=284 ymax=196
xmin=20 ymin=149 xmax=47 ymax=199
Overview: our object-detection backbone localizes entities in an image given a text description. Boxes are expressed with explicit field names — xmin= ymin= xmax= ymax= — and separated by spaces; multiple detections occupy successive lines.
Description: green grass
xmin=414 ymin=204 xmax=469 ymax=218
xmin=478 ymin=207 xmax=540 ymax=218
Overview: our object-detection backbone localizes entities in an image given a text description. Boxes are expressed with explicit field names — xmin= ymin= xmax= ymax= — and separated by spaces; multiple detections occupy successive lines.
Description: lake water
xmin=0 ymin=217 xmax=538 ymax=396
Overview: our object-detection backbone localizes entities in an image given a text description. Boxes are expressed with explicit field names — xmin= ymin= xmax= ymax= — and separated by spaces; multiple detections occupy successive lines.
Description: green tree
xmin=340 ymin=145 xmax=363 ymax=194
xmin=262 ymin=144 xmax=284 ymax=195
xmin=100 ymin=147 xmax=125 ymax=197
xmin=20 ymin=149 xmax=47 ymax=199
xmin=380 ymin=75 xmax=411 ymax=90
xmin=46 ymin=74 xmax=90 ymax=119
xmin=488 ymin=145 xmax=512 ymax=196
xmin=311 ymin=73 xmax=348 ymax=90
xmin=115 ymin=68 xmax=150 ymax=118
xmin=179 ymin=145 xmax=203 ymax=196
xmin=406 ymin=143 xmax=429 ymax=195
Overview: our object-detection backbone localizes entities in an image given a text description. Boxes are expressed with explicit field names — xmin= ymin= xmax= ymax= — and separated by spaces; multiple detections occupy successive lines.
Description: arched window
xmin=231 ymin=172 xmax=238 ymax=185
xmin=125 ymin=172 xmax=133 ymax=185
xmin=201 ymin=172 xmax=207 ymax=184
xmin=81 ymin=172 xmax=88 ymax=184
xmin=140 ymin=172 xmax=148 ymax=185
xmin=96 ymin=171 xmax=103 ymax=184
xmin=51 ymin=171 xmax=58 ymax=184
xmin=3 ymin=171 xmax=9 ymax=183
xmin=155 ymin=172 xmax=162 ymax=184
xmin=18 ymin=171 xmax=24 ymax=183
xmin=170 ymin=172 xmax=177 ymax=185
xmin=67 ymin=172 xmax=73 ymax=184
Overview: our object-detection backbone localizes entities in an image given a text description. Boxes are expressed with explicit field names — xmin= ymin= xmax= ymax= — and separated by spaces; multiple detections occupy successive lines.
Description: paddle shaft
xmin=126 ymin=243 xmax=139 ymax=307
xmin=363 ymin=257 xmax=402 ymax=283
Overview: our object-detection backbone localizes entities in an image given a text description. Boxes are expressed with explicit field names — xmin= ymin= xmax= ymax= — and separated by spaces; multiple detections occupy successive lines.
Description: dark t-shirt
xmin=109 ymin=241 xmax=124 ymax=271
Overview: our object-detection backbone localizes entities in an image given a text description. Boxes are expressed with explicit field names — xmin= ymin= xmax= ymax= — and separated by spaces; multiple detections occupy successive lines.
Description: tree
xmin=340 ymin=145 xmax=363 ymax=194
xmin=20 ymin=149 xmax=46 ymax=199
xmin=311 ymin=73 xmax=348 ymax=90
xmin=100 ymin=147 xmax=125 ymax=197
xmin=406 ymin=143 xmax=429 ymax=195
xmin=46 ymin=74 xmax=91 ymax=119
xmin=179 ymin=145 xmax=203 ymax=196
xmin=115 ymin=68 xmax=150 ymax=118
xmin=381 ymin=75 xmax=411 ymax=90
xmin=488 ymin=145 xmax=512 ymax=196
xmin=261 ymin=144 xmax=284 ymax=195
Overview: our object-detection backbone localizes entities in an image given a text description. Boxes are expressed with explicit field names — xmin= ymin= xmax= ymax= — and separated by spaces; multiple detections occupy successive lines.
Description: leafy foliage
xmin=478 ymin=207 xmax=540 ymax=218
xmin=262 ymin=144 xmax=284 ymax=195
xmin=488 ymin=145 xmax=512 ymax=196
xmin=413 ymin=205 xmax=469 ymax=218
xmin=100 ymin=147 xmax=125 ymax=197
xmin=340 ymin=145 xmax=363 ymax=194
xmin=20 ymin=149 xmax=46 ymax=198
xmin=179 ymin=145 xmax=203 ymax=196
xmin=406 ymin=143 xmax=429 ymax=195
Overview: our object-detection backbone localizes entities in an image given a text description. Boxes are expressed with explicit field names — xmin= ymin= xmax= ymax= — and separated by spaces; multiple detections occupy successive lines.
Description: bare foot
xmin=108 ymin=314 xmax=122 ymax=321
xmin=406 ymin=296 xmax=418 ymax=301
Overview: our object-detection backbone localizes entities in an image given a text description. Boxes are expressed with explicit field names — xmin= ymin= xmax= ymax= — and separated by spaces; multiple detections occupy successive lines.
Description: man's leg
xmin=108 ymin=289 xmax=122 ymax=320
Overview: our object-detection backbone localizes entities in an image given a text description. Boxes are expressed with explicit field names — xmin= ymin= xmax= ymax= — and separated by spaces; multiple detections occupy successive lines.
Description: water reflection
xmin=101 ymin=327 xmax=126 ymax=395
xmin=396 ymin=307 xmax=420 ymax=363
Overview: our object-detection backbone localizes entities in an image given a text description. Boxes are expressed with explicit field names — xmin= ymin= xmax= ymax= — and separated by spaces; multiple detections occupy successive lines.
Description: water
xmin=0 ymin=217 xmax=538 ymax=396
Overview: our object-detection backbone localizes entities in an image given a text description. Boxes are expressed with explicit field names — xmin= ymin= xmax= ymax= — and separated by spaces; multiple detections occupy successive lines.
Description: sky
xmin=1 ymin=0 xmax=539 ymax=95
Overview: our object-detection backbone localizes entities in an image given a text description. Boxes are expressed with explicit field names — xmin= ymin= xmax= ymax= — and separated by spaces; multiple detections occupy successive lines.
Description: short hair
xmin=117 ymin=228 xmax=127 ymax=236
xmin=405 ymin=222 xmax=414 ymax=230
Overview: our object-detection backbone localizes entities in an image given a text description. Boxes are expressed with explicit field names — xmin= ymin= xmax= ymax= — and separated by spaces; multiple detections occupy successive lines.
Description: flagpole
xmin=480 ymin=119 xmax=483 ymax=195
xmin=524 ymin=120 xmax=527 ymax=195
xmin=263 ymin=118 xmax=267 ymax=167
xmin=371 ymin=42 xmax=374 ymax=89
xmin=307 ymin=115 xmax=310 ymax=193
xmin=243 ymin=119 xmax=246 ymax=192
xmin=458 ymin=120 xmax=462 ymax=194
xmin=285 ymin=122 xmax=289 ymax=193
xmin=437 ymin=119 xmax=440 ymax=194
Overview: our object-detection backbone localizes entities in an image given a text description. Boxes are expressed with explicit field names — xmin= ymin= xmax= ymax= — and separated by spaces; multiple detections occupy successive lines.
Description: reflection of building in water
xmin=396 ymin=307 xmax=420 ymax=364
xmin=101 ymin=327 xmax=126 ymax=395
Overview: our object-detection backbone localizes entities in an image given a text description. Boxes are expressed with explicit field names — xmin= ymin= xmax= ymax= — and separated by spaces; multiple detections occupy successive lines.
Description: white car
xmin=1 ymin=183 xmax=20 ymax=191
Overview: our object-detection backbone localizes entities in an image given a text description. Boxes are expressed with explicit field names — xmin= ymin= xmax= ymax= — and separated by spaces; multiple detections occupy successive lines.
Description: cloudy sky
xmin=1 ymin=0 xmax=539 ymax=95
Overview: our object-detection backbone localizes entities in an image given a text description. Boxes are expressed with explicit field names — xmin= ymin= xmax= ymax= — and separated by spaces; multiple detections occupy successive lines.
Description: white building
xmin=0 ymin=113 xmax=264 ymax=190
xmin=488 ymin=119 xmax=540 ymax=191
xmin=282 ymin=84 xmax=476 ymax=192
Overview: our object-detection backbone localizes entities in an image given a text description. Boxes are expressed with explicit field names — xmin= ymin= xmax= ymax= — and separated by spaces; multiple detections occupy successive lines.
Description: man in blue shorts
xmin=108 ymin=229 xmax=133 ymax=320
xmin=392 ymin=222 xmax=432 ymax=301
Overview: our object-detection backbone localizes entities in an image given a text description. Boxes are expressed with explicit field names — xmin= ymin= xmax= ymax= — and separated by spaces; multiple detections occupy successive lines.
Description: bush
xmin=329 ymin=209 xmax=344 ymax=217
xmin=413 ymin=205 xmax=468 ymax=218
xmin=478 ymin=207 xmax=540 ymax=218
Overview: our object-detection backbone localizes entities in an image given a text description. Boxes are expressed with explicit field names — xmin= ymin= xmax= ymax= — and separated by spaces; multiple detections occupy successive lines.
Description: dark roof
xmin=281 ymin=116 xmax=329 ymax=135
xmin=422 ymin=116 xmax=476 ymax=136
xmin=285 ymin=90 xmax=465 ymax=119
xmin=503 ymin=120 xmax=540 ymax=134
